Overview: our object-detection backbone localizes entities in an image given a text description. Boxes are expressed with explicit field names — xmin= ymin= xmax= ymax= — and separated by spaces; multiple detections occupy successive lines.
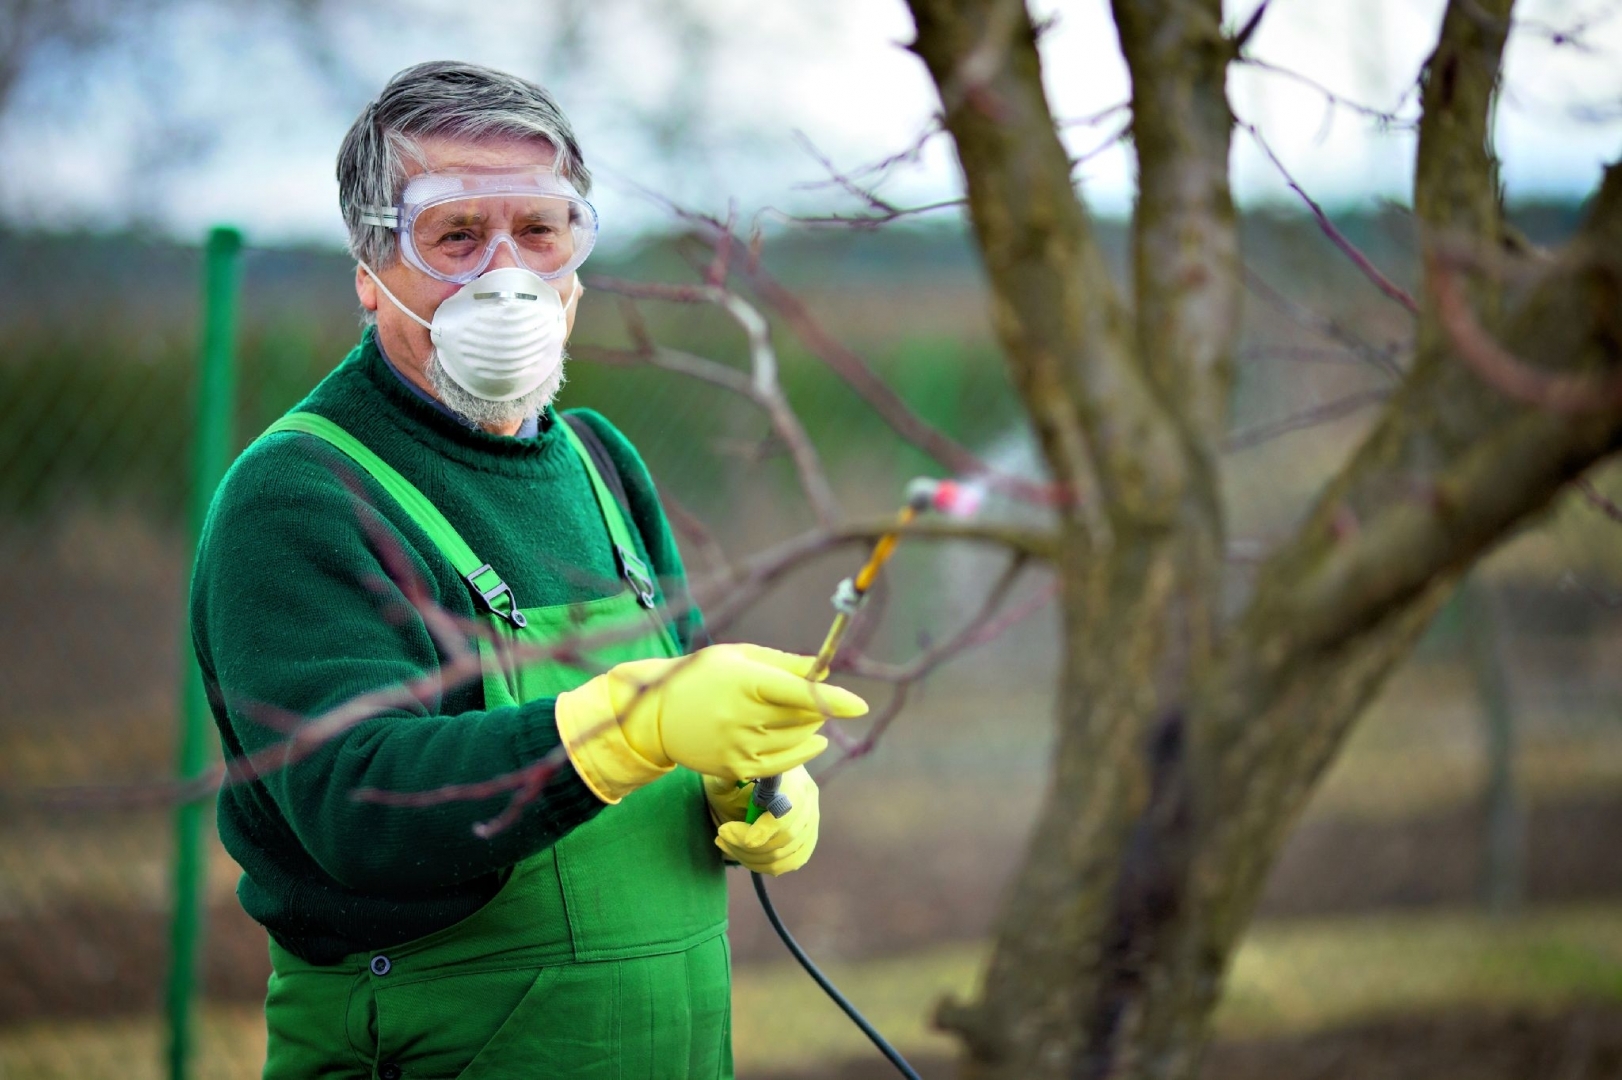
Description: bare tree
xmin=887 ymin=1 xmax=1622 ymax=1077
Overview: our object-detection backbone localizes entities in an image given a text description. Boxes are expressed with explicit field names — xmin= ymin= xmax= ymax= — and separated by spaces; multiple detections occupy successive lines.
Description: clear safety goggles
xmin=358 ymin=168 xmax=599 ymax=285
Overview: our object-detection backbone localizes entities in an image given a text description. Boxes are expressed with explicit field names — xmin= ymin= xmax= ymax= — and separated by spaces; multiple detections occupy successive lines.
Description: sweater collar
xmin=344 ymin=328 xmax=569 ymax=476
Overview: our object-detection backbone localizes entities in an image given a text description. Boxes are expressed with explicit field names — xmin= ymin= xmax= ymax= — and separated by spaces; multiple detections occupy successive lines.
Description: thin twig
xmin=655 ymin=481 xmax=733 ymax=581
xmin=1243 ymin=267 xmax=1407 ymax=380
xmin=796 ymin=118 xmax=946 ymax=191
xmin=1235 ymin=57 xmax=1416 ymax=128
xmin=820 ymin=563 xmax=1055 ymax=783
xmin=1243 ymin=122 xmax=1420 ymax=315
xmin=1059 ymin=101 xmax=1130 ymax=130
xmin=1230 ymin=0 xmax=1272 ymax=51
xmin=1239 ymin=344 xmax=1381 ymax=367
xmin=1225 ymin=388 xmax=1392 ymax=452
xmin=607 ymin=177 xmax=1062 ymax=503
xmin=584 ymin=275 xmax=842 ymax=526
xmin=1575 ymin=477 xmax=1622 ymax=523
xmin=1071 ymin=117 xmax=1134 ymax=174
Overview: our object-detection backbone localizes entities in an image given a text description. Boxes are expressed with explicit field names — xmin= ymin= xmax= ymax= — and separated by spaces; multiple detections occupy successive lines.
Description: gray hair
xmin=337 ymin=61 xmax=591 ymax=271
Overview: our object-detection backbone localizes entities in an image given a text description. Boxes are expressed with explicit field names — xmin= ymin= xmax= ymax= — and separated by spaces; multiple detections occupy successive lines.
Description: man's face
xmin=355 ymin=135 xmax=582 ymax=393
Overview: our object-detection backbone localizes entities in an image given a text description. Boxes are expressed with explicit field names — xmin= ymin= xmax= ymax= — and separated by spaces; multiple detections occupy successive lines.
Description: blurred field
xmin=3 ymin=204 xmax=1621 ymax=1078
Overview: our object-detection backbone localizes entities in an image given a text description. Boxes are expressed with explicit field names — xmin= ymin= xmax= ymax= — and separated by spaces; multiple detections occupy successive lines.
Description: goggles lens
xmin=380 ymin=170 xmax=599 ymax=284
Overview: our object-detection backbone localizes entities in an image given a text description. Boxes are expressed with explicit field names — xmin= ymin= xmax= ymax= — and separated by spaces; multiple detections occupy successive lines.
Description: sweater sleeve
xmin=570 ymin=409 xmax=710 ymax=653
xmin=191 ymin=437 xmax=605 ymax=894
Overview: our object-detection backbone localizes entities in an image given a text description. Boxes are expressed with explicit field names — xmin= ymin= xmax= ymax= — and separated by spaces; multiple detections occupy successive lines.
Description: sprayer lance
xmin=746 ymin=478 xmax=956 ymax=823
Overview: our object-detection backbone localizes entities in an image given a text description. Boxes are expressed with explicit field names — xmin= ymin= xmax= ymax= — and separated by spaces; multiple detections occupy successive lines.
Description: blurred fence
xmin=2 ymin=209 xmax=1622 ymax=1079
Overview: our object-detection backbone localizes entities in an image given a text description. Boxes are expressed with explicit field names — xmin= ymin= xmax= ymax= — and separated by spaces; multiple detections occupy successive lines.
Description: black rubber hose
xmin=751 ymin=871 xmax=924 ymax=1080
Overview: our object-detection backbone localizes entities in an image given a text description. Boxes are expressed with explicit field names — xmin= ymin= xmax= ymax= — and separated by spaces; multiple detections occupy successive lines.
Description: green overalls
xmin=254 ymin=413 xmax=732 ymax=1080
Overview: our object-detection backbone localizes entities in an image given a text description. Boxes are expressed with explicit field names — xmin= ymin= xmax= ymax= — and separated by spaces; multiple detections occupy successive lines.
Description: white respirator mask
xmin=361 ymin=261 xmax=580 ymax=402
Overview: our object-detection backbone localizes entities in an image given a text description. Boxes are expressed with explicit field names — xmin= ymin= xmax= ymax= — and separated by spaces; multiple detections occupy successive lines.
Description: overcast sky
xmin=2 ymin=0 xmax=1618 ymax=250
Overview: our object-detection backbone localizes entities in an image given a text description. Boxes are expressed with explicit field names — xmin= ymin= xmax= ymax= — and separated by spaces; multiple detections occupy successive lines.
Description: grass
xmin=728 ymin=906 xmax=1622 ymax=1071
xmin=3 ymin=906 xmax=1619 ymax=1077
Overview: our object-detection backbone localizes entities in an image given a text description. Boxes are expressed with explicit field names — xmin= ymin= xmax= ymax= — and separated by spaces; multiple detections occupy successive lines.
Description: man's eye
xmin=437 ymin=229 xmax=477 ymax=245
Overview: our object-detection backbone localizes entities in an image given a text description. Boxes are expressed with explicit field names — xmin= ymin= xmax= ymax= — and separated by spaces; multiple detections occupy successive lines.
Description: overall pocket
xmin=372 ymin=965 xmax=546 ymax=1080
xmin=458 ymin=936 xmax=733 ymax=1080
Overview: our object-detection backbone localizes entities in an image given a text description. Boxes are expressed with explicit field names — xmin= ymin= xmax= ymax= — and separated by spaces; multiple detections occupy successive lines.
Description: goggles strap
xmin=358 ymin=260 xmax=434 ymax=332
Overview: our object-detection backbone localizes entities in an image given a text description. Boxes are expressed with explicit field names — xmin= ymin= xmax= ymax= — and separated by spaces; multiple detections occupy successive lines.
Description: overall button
xmin=369 ymin=955 xmax=392 ymax=977
xmin=378 ymin=1064 xmax=403 ymax=1080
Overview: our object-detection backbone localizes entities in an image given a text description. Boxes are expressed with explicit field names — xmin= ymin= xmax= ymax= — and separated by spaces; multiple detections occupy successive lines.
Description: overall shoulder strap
xmin=555 ymin=415 xmax=660 ymax=613
xmin=261 ymin=412 xmax=527 ymax=629
xmin=563 ymin=413 xmax=693 ymax=657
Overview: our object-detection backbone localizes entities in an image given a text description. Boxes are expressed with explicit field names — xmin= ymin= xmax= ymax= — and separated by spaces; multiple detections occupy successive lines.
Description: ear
xmin=355 ymin=264 xmax=379 ymax=314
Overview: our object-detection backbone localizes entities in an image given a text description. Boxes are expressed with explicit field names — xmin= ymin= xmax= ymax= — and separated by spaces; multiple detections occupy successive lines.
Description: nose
xmin=485 ymin=234 xmax=524 ymax=272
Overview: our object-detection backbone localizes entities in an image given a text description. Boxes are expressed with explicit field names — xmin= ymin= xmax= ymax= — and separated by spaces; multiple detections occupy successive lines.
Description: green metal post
xmin=166 ymin=226 xmax=243 ymax=1080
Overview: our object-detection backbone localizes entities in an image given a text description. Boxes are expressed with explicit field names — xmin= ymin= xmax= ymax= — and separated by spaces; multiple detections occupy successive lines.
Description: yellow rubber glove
xmin=705 ymin=767 xmax=820 ymax=876
xmin=555 ymin=644 xmax=866 ymax=803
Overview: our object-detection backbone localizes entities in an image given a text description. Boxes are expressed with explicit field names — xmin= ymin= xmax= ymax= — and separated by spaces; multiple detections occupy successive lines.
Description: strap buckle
xmin=616 ymin=544 xmax=657 ymax=609
xmin=464 ymin=563 xmax=528 ymax=629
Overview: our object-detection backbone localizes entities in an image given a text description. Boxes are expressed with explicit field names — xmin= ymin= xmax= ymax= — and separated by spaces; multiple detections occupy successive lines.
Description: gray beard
xmin=425 ymin=351 xmax=567 ymax=431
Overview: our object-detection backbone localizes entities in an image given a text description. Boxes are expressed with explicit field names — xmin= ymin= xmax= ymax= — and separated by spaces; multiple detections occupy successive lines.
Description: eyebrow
xmin=424 ymin=207 xmax=571 ymax=229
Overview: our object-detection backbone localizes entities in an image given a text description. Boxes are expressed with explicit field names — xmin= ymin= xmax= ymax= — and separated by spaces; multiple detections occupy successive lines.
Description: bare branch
xmin=1058 ymin=101 xmax=1130 ymax=130
xmin=610 ymin=176 xmax=1068 ymax=507
xmin=1238 ymin=344 xmax=1385 ymax=368
xmin=1433 ymin=253 xmax=1622 ymax=414
xmin=1243 ymin=267 xmax=1407 ymax=380
xmin=1069 ymin=117 xmax=1133 ymax=174
xmin=1236 ymin=163 xmax=1622 ymax=703
xmin=1224 ymin=388 xmax=1392 ymax=452
xmin=1512 ymin=4 xmax=1620 ymax=50
xmin=1230 ymin=0 xmax=1271 ymax=52
xmin=584 ymin=275 xmax=842 ymax=526
xmin=693 ymin=515 xmax=1059 ymax=640
xmin=795 ymin=117 xmax=946 ymax=191
xmin=754 ymin=197 xmax=968 ymax=230
xmin=1575 ymin=476 xmax=1622 ymax=523
xmin=1242 ymin=122 xmax=1421 ymax=315
xmin=820 ymin=557 xmax=1053 ymax=782
xmin=705 ymin=200 xmax=737 ymax=287
xmin=767 ymin=129 xmax=976 ymax=229
xmin=720 ymin=241 xmax=1069 ymax=507
xmin=654 ymin=481 xmax=733 ymax=581
xmin=1234 ymin=57 xmax=1417 ymax=128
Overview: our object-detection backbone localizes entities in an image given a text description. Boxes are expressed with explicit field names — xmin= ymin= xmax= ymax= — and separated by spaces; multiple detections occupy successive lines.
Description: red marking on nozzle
xmin=930 ymin=478 xmax=985 ymax=518
xmin=905 ymin=476 xmax=984 ymax=517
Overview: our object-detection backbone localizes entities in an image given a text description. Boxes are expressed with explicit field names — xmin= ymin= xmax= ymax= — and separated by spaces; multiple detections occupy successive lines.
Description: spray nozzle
xmin=903 ymin=477 xmax=983 ymax=517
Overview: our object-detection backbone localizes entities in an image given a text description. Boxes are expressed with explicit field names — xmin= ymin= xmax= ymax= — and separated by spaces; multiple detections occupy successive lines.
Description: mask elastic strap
xmin=358 ymin=259 xmax=434 ymax=332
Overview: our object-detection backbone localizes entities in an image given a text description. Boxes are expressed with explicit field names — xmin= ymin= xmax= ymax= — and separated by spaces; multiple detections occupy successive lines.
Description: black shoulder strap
xmin=562 ymin=412 xmax=633 ymax=521
xmin=565 ymin=411 xmax=706 ymax=652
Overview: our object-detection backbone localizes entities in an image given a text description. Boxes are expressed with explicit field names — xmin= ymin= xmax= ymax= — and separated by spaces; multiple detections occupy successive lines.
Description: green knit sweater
xmin=190 ymin=330 xmax=701 ymax=964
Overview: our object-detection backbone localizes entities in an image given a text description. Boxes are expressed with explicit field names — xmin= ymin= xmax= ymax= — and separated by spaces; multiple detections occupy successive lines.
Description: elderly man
xmin=190 ymin=60 xmax=864 ymax=1079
